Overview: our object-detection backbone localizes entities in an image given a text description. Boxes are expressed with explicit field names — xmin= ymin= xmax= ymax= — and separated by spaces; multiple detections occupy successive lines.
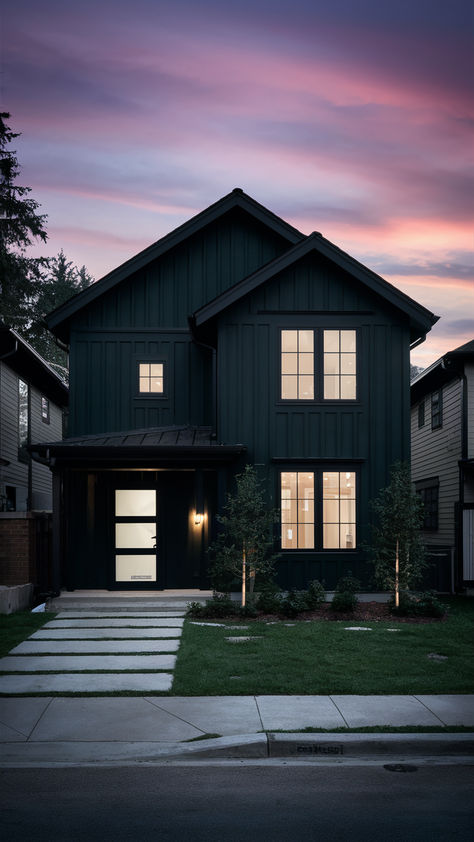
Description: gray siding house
xmin=411 ymin=340 xmax=474 ymax=591
xmin=0 ymin=324 xmax=68 ymax=586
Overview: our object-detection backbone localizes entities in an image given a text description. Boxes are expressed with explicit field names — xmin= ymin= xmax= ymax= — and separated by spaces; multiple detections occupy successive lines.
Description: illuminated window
xmin=322 ymin=471 xmax=356 ymax=549
xmin=139 ymin=362 xmax=164 ymax=394
xmin=281 ymin=472 xmax=314 ymax=548
xmin=281 ymin=330 xmax=314 ymax=400
xmin=280 ymin=470 xmax=357 ymax=551
xmin=323 ymin=330 xmax=356 ymax=400
xmin=18 ymin=379 xmax=29 ymax=462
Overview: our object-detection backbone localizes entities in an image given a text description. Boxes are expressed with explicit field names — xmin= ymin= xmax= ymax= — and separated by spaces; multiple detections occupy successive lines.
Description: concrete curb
xmin=1 ymin=733 xmax=473 ymax=767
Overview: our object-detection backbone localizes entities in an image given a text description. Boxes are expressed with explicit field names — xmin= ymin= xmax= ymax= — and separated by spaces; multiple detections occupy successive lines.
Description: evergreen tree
xmin=208 ymin=465 xmax=278 ymax=606
xmin=0 ymin=112 xmax=48 ymax=330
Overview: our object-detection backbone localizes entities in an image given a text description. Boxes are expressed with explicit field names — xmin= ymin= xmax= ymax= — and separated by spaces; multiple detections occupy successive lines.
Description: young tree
xmin=208 ymin=465 xmax=278 ymax=606
xmin=369 ymin=461 xmax=426 ymax=602
xmin=0 ymin=112 xmax=48 ymax=331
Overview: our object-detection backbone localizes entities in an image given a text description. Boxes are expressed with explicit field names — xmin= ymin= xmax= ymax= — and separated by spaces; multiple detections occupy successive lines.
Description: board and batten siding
xmin=411 ymin=376 xmax=462 ymax=546
xmin=466 ymin=361 xmax=474 ymax=462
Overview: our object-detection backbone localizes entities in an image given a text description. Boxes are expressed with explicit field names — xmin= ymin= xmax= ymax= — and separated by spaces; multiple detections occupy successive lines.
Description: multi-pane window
xmin=41 ymin=396 xmax=50 ymax=424
xmin=280 ymin=470 xmax=357 ymax=551
xmin=416 ymin=480 xmax=439 ymax=530
xmin=281 ymin=472 xmax=314 ymax=549
xmin=431 ymin=390 xmax=442 ymax=429
xmin=139 ymin=363 xmax=164 ymax=394
xmin=323 ymin=330 xmax=357 ymax=400
xmin=322 ymin=471 xmax=356 ymax=549
xmin=418 ymin=400 xmax=425 ymax=428
xmin=280 ymin=329 xmax=356 ymax=401
xmin=281 ymin=330 xmax=314 ymax=400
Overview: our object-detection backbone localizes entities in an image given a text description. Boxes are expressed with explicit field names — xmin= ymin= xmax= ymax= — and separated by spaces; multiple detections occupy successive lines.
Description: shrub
xmin=307 ymin=579 xmax=326 ymax=608
xmin=335 ymin=572 xmax=360 ymax=594
xmin=280 ymin=589 xmax=310 ymax=617
xmin=390 ymin=590 xmax=447 ymax=618
xmin=257 ymin=584 xmax=283 ymax=614
xmin=331 ymin=590 xmax=358 ymax=612
xmin=186 ymin=592 xmax=236 ymax=618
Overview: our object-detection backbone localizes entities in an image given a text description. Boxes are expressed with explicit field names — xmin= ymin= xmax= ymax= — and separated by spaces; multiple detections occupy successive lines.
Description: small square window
xmin=41 ymin=397 xmax=50 ymax=424
xmin=139 ymin=362 xmax=164 ymax=394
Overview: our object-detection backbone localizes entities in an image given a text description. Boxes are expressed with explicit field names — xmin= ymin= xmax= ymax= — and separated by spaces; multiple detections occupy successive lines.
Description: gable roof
xmin=411 ymin=338 xmax=474 ymax=403
xmin=46 ymin=188 xmax=304 ymax=343
xmin=0 ymin=323 xmax=68 ymax=406
xmin=193 ymin=232 xmax=439 ymax=345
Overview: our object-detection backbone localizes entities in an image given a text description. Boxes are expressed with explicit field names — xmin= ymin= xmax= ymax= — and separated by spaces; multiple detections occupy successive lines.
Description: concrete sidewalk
xmin=1 ymin=694 xmax=473 ymax=766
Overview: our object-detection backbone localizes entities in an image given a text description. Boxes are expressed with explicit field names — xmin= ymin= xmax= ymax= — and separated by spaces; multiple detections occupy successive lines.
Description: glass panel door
xmin=115 ymin=490 xmax=157 ymax=583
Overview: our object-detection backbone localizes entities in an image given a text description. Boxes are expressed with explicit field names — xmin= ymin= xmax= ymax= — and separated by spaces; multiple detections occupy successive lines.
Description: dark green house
xmin=33 ymin=189 xmax=437 ymax=592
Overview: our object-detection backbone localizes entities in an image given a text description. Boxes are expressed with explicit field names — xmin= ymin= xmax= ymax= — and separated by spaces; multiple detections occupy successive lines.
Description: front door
xmin=114 ymin=489 xmax=158 ymax=586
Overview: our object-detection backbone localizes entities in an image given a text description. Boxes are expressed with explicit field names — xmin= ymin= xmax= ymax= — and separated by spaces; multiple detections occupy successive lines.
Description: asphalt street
xmin=3 ymin=763 xmax=474 ymax=841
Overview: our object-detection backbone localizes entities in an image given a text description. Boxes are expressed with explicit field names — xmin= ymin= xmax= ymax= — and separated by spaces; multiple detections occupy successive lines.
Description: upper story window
xmin=41 ymin=396 xmax=50 ymax=424
xmin=139 ymin=362 xmax=164 ymax=394
xmin=418 ymin=400 xmax=425 ymax=428
xmin=416 ymin=478 xmax=439 ymax=530
xmin=323 ymin=330 xmax=357 ymax=400
xmin=18 ymin=378 xmax=29 ymax=461
xmin=280 ymin=469 xmax=357 ymax=551
xmin=280 ymin=329 xmax=357 ymax=401
xmin=281 ymin=330 xmax=314 ymax=400
xmin=431 ymin=389 xmax=442 ymax=430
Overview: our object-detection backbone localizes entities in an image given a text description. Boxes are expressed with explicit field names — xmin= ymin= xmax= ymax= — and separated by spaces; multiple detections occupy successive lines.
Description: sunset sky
xmin=2 ymin=0 xmax=473 ymax=369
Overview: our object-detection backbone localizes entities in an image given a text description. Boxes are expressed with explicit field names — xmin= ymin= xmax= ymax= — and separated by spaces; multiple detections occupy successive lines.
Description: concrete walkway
xmin=0 ymin=610 xmax=185 ymax=693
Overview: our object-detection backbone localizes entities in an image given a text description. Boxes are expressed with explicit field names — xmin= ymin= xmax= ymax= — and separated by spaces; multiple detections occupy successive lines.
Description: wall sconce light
xmin=194 ymin=512 xmax=204 ymax=526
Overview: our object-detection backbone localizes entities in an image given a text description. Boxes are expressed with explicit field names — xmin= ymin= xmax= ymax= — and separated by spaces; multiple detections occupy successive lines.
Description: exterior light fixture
xmin=194 ymin=513 xmax=204 ymax=526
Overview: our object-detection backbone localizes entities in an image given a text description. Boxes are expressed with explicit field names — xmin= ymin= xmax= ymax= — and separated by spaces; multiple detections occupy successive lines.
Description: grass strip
xmin=0 ymin=611 xmax=56 ymax=658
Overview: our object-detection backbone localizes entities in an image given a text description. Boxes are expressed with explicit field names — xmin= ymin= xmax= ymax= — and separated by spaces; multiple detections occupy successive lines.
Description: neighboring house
xmin=31 ymin=189 xmax=437 ymax=593
xmin=411 ymin=340 xmax=474 ymax=592
xmin=0 ymin=323 xmax=68 ymax=587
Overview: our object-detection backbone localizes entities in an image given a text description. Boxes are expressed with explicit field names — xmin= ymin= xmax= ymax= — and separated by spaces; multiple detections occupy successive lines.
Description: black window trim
xmin=278 ymin=326 xmax=359 ymax=405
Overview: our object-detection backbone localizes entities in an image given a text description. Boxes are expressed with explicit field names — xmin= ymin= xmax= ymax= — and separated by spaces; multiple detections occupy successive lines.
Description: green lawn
xmin=0 ymin=611 xmax=56 ymax=658
xmin=172 ymin=597 xmax=474 ymax=696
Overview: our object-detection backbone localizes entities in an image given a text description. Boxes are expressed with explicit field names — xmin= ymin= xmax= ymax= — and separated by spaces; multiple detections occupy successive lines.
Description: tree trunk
xmin=242 ymin=546 xmax=246 ymax=607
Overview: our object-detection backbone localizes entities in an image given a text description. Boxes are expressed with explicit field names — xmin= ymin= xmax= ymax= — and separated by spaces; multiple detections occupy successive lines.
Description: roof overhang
xmin=0 ymin=324 xmax=68 ymax=406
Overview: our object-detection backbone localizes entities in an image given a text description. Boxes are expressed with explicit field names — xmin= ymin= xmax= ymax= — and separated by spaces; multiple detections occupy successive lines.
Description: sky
xmin=1 ymin=0 xmax=473 ymax=369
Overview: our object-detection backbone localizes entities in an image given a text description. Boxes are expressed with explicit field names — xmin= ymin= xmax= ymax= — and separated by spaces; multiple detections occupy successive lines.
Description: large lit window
xmin=280 ymin=469 xmax=357 ymax=551
xmin=323 ymin=471 xmax=356 ymax=549
xmin=281 ymin=330 xmax=314 ymax=400
xmin=139 ymin=362 xmax=164 ymax=394
xmin=323 ymin=330 xmax=356 ymax=400
xmin=281 ymin=471 xmax=314 ymax=548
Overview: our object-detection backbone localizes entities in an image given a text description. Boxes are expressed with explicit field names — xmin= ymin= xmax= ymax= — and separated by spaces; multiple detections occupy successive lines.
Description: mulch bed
xmin=241 ymin=602 xmax=446 ymax=624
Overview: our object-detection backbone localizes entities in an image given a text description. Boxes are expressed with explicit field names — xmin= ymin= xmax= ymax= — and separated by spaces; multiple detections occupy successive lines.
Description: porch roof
xmin=30 ymin=425 xmax=246 ymax=467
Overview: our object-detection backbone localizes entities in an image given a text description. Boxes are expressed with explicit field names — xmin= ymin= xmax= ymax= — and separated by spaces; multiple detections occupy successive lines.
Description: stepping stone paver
xmin=44 ymin=618 xmax=184 ymax=628
xmin=0 ymin=673 xmax=173 ymax=693
xmin=10 ymin=640 xmax=179 ymax=654
xmin=30 ymin=628 xmax=182 ymax=639
xmin=0 ymin=654 xmax=176 ymax=672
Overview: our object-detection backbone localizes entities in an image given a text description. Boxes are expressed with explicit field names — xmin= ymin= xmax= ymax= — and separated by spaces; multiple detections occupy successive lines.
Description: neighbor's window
xmin=281 ymin=330 xmax=314 ymax=400
xmin=41 ymin=396 xmax=50 ymax=424
xmin=416 ymin=480 xmax=439 ymax=530
xmin=323 ymin=471 xmax=356 ymax=549
xmin=431 ymin=390 xmax=442 ymax=429
xmin=281 ymin=471 xmax=314 ymax=549
xmin=418 ymin=400 xmax=425 ymax=428
xmin=323 ymin=330 xmax=357 ymax=400
xmin=139 ymin=362 xmax=164 ymax=394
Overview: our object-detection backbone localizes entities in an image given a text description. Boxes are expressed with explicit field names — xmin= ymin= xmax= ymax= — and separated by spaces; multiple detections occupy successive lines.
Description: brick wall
xmin=0 ymin=514 xmax=36 ymax=586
